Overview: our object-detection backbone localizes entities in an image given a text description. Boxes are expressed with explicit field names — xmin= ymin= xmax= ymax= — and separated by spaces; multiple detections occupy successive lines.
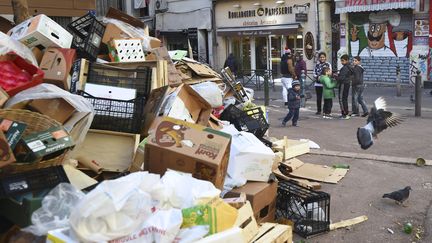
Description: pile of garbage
xmin=0 ymin=8 xmax=356 ymax=243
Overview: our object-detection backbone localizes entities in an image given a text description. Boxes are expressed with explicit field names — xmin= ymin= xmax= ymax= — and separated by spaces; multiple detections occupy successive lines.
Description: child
xmin=282 ymin=80 xmax=303 ymax=127
xmin=337 ymin=54 xmax=353 ymax=119
xmin=351 ymin=56 xmax=369 ymax=117
xmin=320 ymin=67 xmax=338 ymax=118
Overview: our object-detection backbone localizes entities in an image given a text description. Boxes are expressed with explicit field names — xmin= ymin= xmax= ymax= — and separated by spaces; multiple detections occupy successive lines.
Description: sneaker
xmin=315 ymin=111 xmax=321 ymax=115
xmin=338 ymin=115 xmax=350 ymax=120
xmin=350 ymin=113 xmax=359 ymax=117
xmin=361 ymin=112 xmax=369 ymax=117
xmin=292 ymin=123 xmax=298 ymax=127
xmin=323 ymin=115 xmax=333 ymax=119
xmin=282 ymin=121 xmax=287 ymax=127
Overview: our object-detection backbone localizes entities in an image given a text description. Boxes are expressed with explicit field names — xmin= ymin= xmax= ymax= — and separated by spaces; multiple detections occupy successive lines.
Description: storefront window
xmin=231 ymin=37 xmax=250 ymax=72
xmin=255 ymin=37 xmax=267 ymax=70
xmin=271 ymin=36 xmax=282 ymax=77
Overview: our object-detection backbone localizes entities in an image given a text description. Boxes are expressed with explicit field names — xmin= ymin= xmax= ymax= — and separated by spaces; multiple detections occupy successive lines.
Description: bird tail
xmin=382 ymin=193 xmax=390 ymax=198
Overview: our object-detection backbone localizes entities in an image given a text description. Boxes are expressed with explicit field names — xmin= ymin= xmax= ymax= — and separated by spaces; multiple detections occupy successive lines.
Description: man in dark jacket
xmin=337 ymin=54 xmax=353 ymax=119
xmin=282 ymin=80 xmax=303 ymax=127
xmin=224 ymin=53 xmax=238 ymax=75
xmin=351 ymin=56 xmax=368 ymax=117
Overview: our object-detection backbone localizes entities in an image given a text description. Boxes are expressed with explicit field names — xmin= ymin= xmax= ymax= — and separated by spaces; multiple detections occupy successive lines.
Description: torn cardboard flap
xmin=281 ymin=158 xmax=348 ymax=184
xmin=273 ymin=168 xmax=321 ymax=190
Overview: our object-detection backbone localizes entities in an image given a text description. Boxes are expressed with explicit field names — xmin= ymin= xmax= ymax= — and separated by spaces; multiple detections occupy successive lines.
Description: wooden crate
xmin=250 ymin=223 xmax=292 ymax=243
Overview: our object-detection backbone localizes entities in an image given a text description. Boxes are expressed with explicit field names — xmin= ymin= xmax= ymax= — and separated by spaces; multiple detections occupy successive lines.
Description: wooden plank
xmin=251 ymin=223 xmax=292 ymax=243
xmin=330 ymin=215 xmax=368 ymax=231
xmin=234 ymin=201 xmax=259 ymax=242
xmin=273 ymin=139 xmax=310 ymax=160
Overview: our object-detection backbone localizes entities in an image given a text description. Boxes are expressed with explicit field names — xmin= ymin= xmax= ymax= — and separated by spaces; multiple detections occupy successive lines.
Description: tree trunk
xmin=11 ymin=0 xmax=31 ymax=24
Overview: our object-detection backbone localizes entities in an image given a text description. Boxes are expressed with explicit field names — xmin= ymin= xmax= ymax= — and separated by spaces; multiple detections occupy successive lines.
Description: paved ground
xmin=252 ymin=83 xmax=432 ymax=242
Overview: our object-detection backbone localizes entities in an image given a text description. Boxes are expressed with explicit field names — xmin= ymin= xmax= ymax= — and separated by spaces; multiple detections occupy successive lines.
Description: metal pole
xmin=415 ymin=70 xmax=422 ymax=117
xmin=396 ymin=65 xmax=401 ymax=97
xmin=264 ymin=70 xmax=269 ymax=106
xmin=300 ymin=70 xmax=306 ymax=107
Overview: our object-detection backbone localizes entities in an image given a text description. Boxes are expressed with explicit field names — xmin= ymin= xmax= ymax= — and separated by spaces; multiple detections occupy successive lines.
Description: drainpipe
xmin=316 ymin=0 xmax=321 ymax=51
xmin=211 ymin=0 xmax=217 ymax=69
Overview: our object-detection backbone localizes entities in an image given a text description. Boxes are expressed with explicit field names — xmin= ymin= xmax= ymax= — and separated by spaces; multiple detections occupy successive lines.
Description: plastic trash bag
xmin=174 ymin=226 xmax=210 ymax=243
xmin=0 ymin=32 xmax=38 ymax=66
xmin=69 ymin=172 xmax=159 ymax=242
xmin=23 ymin=183 xmax=85 ymax=236
xmin=191 ymin=82 xmax=223 ymax=108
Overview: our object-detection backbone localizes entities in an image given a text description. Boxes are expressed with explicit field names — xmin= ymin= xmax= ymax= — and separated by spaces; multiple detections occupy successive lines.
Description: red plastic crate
xmin=0 ymin=54 xmax=44 ymax=96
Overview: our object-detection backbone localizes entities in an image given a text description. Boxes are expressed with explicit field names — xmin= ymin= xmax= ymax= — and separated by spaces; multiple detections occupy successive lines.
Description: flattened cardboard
xmin=40 ymin=48 xmax=76 ymax=90
xmin=63 ymin=164 xmax=97 ymax=190
xmin=273 ymin=168 xmax=321 ymax=190
xmin=225 ymin=182 xmax=277 ymax=223
xmin=28 ymin=98 xmax=76 ymax=124
xmin=0 ymin=130 xmax=16 ymax=168
xmin=73 ymin=130 xmax=139 ymax=172
xmin=282 ymin=158 xmax=349 ymax=184
xmin=273 ymin=138 xmax=310 ymax=160
xmin=145 ymin=117 xmax=231 ymax=189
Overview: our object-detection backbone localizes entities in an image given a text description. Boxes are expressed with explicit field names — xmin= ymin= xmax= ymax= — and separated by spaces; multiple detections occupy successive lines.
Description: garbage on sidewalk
xmin=0 ymin=8 xmax=357 ymax=242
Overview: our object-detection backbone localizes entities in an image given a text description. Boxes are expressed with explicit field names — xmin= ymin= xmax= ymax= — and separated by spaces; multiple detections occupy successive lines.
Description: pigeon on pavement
xmin=382 ymin=186 xmax=412 ymax=206
xmin=357 ymin=97 xmax=404 ymax=149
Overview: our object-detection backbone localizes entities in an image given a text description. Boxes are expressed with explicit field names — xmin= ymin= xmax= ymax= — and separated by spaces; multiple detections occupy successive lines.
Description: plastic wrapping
xmin=191 ymin=82 xmax=223 ymax=108
xmin=102 ymin=17 xmax=160 ymax=51
xmin=69 ymin=172 xmax=159 ymax=242
xmin=5 ymin=84 xmax=94 ymax=146
xmin=23 ymin=183 xmax=85 ymax=236
xmin=0 ymin=32 xmax=38 ymax=66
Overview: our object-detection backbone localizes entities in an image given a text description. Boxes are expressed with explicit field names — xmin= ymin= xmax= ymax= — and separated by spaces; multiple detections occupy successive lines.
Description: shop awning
xmin=335 ymin=0 xmax=416 ymax=14
xmin=217 ymin=23 xmax=301 ymax=37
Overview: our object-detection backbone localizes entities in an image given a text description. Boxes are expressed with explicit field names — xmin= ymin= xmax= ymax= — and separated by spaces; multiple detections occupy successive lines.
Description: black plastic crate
xmin=276 ymin=180 xmax=330 ymax=238
xmin=68 ymin=13 xmax=105 ymax=61
xmin=220 ymin=105 xmax=269 ymax=138
xmin=87 ymin=62 xmax=152 ymax=98
xmin=0 ymin=166 xmax=69 ymax=198
xmin=82 ymin=92 xmax=146 ymax=134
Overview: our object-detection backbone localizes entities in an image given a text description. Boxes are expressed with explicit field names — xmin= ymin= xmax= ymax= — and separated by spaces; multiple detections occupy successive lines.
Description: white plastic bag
xmin=0 ymin=32 xmax=37 ymax=66
xmin=69 ymin=172 xmax=159 ymax=242
xmin=23 ymin=183 xmax=85 ymax=236
xmin=157 ymin=170 xmax=221 ymax=209
xmin=109 ymin=208 xmax=183 ymax=243
xmin=191 ymin=82 xmax=223 ymax=108
xmin=5 ymin=84 xmax=94 ymax=146
xmin=174 ymin=226 xmax=210 ymax=243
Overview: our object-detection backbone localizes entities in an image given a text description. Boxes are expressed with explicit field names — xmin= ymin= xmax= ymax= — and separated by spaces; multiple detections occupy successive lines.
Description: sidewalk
xmin=248 ymin=84 xmax=432 ymax=242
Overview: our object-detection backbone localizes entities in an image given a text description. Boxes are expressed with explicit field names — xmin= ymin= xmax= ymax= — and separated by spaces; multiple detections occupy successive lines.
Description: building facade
xmin=214 ymin=0 xmax=322 ymax=77
xmin=335 ymin=0 xmax=430 ymax=82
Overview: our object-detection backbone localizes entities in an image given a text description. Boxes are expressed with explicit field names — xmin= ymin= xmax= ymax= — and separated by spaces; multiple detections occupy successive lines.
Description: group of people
xmin=282 ymin=50 xmax=369 ymax=127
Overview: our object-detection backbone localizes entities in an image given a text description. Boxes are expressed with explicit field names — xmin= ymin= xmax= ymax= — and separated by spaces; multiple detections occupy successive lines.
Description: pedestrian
xmin=295 ymin=52 xmax=307 ymax=83
xmin=224 ymin=53 xmax=238 ymax=75
xmin=282 ymin=80 xmax=303 ymax=127
xmin=313 ymin=52 xmax=332 ymax=115
xmin=280 ymin=48 xmax=297 ymax=105
xmin=337 ymin=54 xmax=353 ymax=119
xmin=351 ymin=56 xmax=369 ymax=117
xmin=319 ymin=67 xmax=338 ymax=119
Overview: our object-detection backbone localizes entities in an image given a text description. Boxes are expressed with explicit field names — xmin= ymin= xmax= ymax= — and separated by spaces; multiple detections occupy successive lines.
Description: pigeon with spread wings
xmin=357 ymin=97 xmax=404 ymax=150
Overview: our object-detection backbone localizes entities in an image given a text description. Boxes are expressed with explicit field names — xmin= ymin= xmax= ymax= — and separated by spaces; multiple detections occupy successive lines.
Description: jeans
xmin=283 ymin=107 xmax=299 ymax=125
xmin=323 ymin=98 xmax=333 ymax=114
xmin=315 ymin=86 xmax=323 ymax=113
xmin=338 ymin=82 xmax=350 ymax=116
xmin=352 ymin=84 xmax=368 ymax=114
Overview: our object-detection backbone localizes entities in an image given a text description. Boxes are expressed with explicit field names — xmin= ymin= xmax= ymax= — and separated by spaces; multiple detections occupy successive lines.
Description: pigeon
xmin=357 ymin=97 xmax=404 ymax=149
xmin=382 ymin=186 xmax=411 ymax=206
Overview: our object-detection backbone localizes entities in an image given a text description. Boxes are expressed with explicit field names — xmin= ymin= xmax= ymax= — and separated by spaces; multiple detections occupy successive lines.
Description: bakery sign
xmin=228 ymin=6 xmax=293 ymax=19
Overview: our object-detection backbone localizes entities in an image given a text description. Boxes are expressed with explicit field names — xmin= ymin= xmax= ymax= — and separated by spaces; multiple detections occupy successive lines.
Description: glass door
xmin=270 ymin=36 xmax=282 ymax=78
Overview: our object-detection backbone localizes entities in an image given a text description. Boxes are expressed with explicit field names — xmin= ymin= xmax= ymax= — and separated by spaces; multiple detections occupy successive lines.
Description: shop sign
xmin=295 ymin=13 xmax=308 ymax=22
xmin=228 ymin=6 xmax=293 ymax=19
xmin=335 ymin=0 xmax=416 ymax=14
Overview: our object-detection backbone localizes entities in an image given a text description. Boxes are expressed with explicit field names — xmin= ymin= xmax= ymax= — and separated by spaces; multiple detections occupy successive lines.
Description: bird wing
xmin=374 ymin=97 xmax=387 ymax=111
xmin=384 ymin=112 xmax=404 ymax=128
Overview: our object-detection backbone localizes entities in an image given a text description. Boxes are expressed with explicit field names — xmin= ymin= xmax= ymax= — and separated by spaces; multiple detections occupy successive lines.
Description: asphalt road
xmin=252 ymin=84 xmax=432 ymax=242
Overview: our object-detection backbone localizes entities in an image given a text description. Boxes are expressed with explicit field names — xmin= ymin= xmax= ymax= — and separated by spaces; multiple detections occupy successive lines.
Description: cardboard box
xmin=0 ymin=130 xmax=16 ymax=168
xmin=0 ymin=87 xmax=9 ymax=108
xmin=0 ymin=118 xmax=27 ymax=149
xmin=102 ymin=23 xmax=132 ymax=44
xmin=72 ymin=130 xmax=140 ymax=172
xmin=28 ymin=98 xmax=76 ymax=124
xmin=108 ymin=38 xmax=145 ymax=63
xmin=225 ymin=182 xmax=278 ymax=224
xmin=145 ymin=117 xmax=231 ymax=189
xmin=40 ymin=48 xmax=77 ymax=90
xmin=14 ymin=126 xmax=74 ymax=163
xmin=7 ymin=14 xmax=73 ymax=49
xmin=70 ymin=58 xmax=89 ymax=93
